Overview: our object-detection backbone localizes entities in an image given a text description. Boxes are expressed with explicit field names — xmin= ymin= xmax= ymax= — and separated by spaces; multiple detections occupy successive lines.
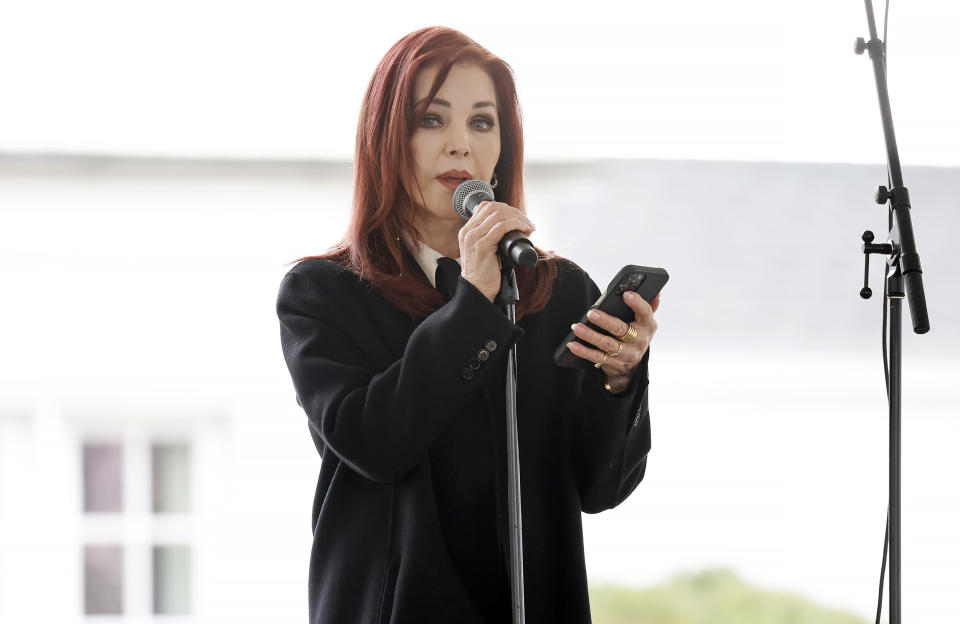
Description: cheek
xmin=410 ymin=134 xmax=431 ymax=178
xmin=485 ymin=135 xmax=502 ymax=170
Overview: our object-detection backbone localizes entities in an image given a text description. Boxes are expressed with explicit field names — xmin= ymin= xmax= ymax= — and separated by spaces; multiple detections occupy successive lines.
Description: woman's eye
xmin=472 ymin=117 xmax=495 ymax=130
xmin=420 ymin=114 xmax=494 ymax=130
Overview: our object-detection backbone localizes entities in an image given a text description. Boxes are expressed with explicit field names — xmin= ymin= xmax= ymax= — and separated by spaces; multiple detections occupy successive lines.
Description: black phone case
xmin=553 ymin=264 xmax=669 ymax=368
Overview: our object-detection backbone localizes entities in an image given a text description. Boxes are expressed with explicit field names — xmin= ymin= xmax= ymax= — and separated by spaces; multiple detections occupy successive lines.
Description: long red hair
xmin=290 ymin=26 xmax=560 ymax=320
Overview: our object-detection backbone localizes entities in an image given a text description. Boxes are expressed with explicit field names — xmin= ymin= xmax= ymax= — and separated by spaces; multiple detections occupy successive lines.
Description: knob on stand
xmin=860 ymin=229 xmax=896 ymax=299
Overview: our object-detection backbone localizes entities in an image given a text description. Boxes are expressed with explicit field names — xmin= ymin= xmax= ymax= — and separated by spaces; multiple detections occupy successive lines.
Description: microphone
xmin=452 ymin=179 xmax=539 ymax=267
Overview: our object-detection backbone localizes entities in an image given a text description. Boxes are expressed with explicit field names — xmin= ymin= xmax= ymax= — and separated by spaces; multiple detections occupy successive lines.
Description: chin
xmin=427 ymin=193 xmax=455 ymax=216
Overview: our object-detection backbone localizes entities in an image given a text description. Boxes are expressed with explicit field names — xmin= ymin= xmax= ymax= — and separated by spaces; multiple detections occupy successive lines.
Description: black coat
xmin=276 ymin=253 xmax=652 ymax=624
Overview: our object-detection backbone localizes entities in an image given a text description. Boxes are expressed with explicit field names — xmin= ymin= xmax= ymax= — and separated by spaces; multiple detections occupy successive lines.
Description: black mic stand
xmin=452 ymin=177 xmax=538 ymax=623
xmin=854 ymin=2 xmax=931 ymax=622
xmin=495 ymin=262 xmax=525 ymax=624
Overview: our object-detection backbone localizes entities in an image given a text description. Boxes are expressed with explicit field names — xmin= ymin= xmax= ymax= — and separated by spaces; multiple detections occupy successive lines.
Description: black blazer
xmin=276 ymin=253 xmax=652 ymax=624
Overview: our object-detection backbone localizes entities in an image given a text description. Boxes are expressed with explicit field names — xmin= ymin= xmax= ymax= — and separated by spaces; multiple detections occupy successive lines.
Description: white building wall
xmin=1 ymin=154 xmax=958 ymax=622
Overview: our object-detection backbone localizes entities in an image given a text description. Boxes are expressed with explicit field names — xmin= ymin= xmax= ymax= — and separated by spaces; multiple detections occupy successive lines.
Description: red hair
xmin=290 ymin=26 xmax=560 ymax=320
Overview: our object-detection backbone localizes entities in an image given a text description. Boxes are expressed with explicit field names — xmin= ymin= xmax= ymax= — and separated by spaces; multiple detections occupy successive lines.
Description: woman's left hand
xmin=566 ymin=292 xmax=661 ymax=393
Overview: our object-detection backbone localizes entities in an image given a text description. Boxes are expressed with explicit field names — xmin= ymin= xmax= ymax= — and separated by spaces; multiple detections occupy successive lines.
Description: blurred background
xmin=1 ymin=1 xmax=957 ymax=622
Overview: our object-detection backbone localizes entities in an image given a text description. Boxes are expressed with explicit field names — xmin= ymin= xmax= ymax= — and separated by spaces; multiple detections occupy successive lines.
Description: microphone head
xmin=452 ymin=178 xmax=494 ymax=220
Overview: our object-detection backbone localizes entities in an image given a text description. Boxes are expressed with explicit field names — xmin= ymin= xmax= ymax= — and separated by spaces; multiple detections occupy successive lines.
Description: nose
xmin=445 ymin=126 xmax=470 ymax=158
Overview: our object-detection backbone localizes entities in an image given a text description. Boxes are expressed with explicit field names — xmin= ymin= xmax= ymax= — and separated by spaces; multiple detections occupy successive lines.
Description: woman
xmin=276 ymin=26 xmax=660 ymax=624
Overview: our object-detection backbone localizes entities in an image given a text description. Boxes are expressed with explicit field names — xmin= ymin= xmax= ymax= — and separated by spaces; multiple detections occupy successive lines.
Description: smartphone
xmin=553 ymin=265 xmax=669 ymax=368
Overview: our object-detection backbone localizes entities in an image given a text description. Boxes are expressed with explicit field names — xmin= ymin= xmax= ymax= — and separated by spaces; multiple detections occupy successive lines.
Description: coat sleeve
xmin=276 ymin=264 xmax=525 ymax=484
xmin=568 ymin=270 xmax=652 ymax=514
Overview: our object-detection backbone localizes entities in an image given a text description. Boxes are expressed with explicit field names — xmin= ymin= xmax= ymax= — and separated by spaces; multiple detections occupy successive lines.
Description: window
xmin=81 ymin=437 xmax=193 ymax=618
xmin=83 ymin=443 xmax=123 ymax=513
xmin=151 ymin=442 xmax=192 ymax=615
xmin=152 ymin=443 xmax=190 ymax=514
xmin=153 ymin=544 xmax=191 ymax=615
xmin=84 ymin=544 xmax=124 ymax=615
xmin=82 ymin=441 xmax=125 ymax=615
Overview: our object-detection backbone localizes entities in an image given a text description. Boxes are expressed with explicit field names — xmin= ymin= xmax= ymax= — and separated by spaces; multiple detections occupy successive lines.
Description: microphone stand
xmin=452 ymin=178 xmax=537 ymax=623
xmin=854 ymin=2 xmax=931 ymax=622
xmin=495 ymin=263 xmax=525 ymax=624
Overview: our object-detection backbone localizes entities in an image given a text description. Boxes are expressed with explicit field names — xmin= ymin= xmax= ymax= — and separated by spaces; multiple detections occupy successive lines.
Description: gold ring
xmin=618 ymin=324 xmax=638 ymax=344
xmin=594 ymin=353 xmax=607 ymax=369
xmin=607 ymin=343 xmax=623 ymax=357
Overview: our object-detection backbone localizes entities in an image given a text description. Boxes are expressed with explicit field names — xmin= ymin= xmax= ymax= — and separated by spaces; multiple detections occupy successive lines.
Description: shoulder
xmin=276 ymin=258 xmax=368 ymax=316
xmin=554 ymin=256 xmax=588 ymax=281
xmin=552 ymin=256 xmax=600 ymax=300
xmin=281 ymin=257 xmax=369 ymax=291
xmin=527 ymin=255 xmax=599 ymax=323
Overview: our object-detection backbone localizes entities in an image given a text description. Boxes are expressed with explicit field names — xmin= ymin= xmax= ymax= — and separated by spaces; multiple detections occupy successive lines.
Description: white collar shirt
xmin=402 ymin=235 xmax=460 ymax=289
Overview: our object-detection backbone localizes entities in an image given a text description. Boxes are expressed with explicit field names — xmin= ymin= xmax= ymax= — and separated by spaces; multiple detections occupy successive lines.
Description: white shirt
xmin=402 ymin=235 xmax=460 ymax=288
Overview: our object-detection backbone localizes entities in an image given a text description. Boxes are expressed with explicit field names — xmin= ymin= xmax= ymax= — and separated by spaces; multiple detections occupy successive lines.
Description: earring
xmin=490 ymin=173 xmax=499 ymax=189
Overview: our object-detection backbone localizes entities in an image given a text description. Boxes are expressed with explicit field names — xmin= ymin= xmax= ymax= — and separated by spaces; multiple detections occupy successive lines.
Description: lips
xmin=436 ymin=169 xmax=472 ymax=191
xmin=438 ymin=169 xmax=472 ymax=179
xmin=437 ymin=177 xmax=467 ymax=191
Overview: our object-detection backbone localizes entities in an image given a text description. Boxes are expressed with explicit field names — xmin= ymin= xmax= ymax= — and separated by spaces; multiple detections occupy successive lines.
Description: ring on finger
xmin=594 ymin=353 xmax=608 ymax=369
xmin=607 ymin=343 xmax=623 ymax=358
xmin=618 ymin=324 xmax=639 ymax=344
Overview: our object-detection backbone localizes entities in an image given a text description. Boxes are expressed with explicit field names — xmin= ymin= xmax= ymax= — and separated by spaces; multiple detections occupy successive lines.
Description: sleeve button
xmin=468 ymin=357 xmax=481 ymax=370
xmin=477 ymin=349 xmax=489 ymax=361
xmin=462 ymin=367 xmax=475 ymax=380
xmin=485 ymin=340 xmax=498 ymax=352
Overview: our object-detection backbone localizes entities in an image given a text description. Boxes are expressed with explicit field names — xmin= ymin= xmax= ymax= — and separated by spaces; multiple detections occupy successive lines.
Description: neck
xmin=413 ymin=209 xmax=462 ymax=258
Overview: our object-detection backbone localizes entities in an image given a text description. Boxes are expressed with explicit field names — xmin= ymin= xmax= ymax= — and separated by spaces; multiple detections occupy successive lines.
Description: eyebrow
xmin=417 ymin=97 xmax=497 ymax=110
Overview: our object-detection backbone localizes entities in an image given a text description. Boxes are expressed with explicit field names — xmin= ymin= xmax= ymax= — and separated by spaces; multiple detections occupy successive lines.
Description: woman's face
xmin=408 ymin=62 xmax=501 ymax=225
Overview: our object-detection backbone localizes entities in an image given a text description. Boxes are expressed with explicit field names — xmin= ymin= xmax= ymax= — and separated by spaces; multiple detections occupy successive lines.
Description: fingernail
xmin=570 ymin=323 xmax=578 ymax=331
xmin=625 ymin=292 xmax=637 ymax=300
xmin=587 ymin=310 xmax=599 ymax=320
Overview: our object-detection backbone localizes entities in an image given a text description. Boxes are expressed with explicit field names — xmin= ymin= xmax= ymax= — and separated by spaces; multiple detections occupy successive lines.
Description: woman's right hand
xmin=458 ymin=200 xmax=536 ymax=302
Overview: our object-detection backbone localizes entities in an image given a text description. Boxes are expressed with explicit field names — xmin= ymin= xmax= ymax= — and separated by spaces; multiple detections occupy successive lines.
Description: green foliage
xmin=589 ymin=569 xmax=867 ymax=624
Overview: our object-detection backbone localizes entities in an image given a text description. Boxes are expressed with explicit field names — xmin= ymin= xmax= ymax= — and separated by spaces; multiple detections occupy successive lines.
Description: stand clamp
xmin=859 ymin=230 xmax=897 ymax=299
